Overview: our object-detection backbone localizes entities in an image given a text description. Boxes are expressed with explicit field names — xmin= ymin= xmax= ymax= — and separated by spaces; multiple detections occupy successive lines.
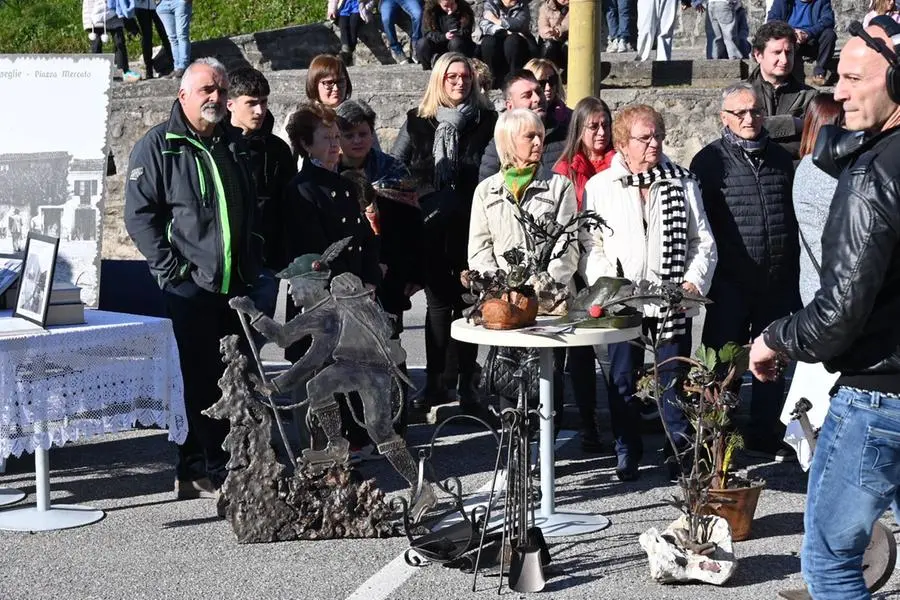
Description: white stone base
xmin=639 ymin=515 xmax=737 ymax=585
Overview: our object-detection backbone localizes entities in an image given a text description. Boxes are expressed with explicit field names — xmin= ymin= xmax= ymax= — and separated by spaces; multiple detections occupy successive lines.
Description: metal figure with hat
xmin=229 ymin=237 xmax=437 ymax=522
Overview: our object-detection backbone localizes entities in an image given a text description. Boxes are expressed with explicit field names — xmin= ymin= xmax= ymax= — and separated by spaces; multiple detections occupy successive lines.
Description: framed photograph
xmin=13 ymin=232 xmax=59 ymax=327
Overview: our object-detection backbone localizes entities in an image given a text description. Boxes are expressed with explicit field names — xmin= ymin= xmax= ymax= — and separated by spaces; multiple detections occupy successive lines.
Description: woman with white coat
xmin=580 ymin=104 xmax=717 ymax=482
xmin=468 ymin=107 xmax=578 ymax=426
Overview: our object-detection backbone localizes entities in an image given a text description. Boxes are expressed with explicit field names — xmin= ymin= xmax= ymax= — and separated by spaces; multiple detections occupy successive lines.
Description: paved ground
xmin=1 ymin=291 xmax=898 ymax=600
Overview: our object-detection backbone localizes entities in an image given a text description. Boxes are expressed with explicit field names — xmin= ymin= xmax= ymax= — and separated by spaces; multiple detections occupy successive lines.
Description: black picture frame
xmin=13 ymin=232 xmax=59 ymax=327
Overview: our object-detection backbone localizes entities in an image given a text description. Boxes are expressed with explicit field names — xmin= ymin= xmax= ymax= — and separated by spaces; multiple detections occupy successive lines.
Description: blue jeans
xmin=606 ymin=0 xmax=633 ymax=43
xmin=157 ymin=0 xmax=193 ymax=70
xmin=802 ymin=387 xmax=900 ymax=598
xmin=380 ymin=0 xmax=422 ymax=54
xmin=606 ymin=317 xmax=692 ymax=460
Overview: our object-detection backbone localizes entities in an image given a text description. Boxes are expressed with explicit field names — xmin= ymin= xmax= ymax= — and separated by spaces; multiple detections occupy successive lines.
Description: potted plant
xmin=632 ymin=296 xmax=767 ymax=584
xmin=463 ymin=211 xmax=606 ymax=329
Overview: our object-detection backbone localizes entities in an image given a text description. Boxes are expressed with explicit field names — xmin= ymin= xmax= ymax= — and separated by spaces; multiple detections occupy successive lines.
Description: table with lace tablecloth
xmin=0 ymin=309 xmax=186 ymax=531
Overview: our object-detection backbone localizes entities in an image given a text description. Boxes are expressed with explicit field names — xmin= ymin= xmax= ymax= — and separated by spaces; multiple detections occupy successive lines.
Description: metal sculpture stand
xmin=395 ymin=414 xmax=501 ymax=570
xmin=778 ymin=398 xmax=897 ymax=599
xmin=471 ymin=376 xmax=552 ymax=593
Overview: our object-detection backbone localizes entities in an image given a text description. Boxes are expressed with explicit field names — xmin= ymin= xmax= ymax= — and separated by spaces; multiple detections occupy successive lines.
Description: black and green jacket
xmin=125 ymin=100 xmax=261 ymax=295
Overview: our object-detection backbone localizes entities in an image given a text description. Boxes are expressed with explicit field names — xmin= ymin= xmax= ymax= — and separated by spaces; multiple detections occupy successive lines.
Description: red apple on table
xmin=588 ymin=305 xmax=604 ymax=318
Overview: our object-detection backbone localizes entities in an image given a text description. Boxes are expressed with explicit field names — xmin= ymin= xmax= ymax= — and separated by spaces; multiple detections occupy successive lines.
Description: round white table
xmin=0 ymin=488 xmax=25 ymax=507
xmin=451 ymin=317 xmax=640 ymax=538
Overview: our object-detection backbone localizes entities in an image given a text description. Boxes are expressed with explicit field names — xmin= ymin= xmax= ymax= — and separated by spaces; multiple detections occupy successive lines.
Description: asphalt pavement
xmin=1 ymin=290 xmax=898 ymax=600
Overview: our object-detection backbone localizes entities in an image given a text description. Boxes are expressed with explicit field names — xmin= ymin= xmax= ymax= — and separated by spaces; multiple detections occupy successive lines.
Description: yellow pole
xmin=567 ymin=0 xmax=599 ymax=104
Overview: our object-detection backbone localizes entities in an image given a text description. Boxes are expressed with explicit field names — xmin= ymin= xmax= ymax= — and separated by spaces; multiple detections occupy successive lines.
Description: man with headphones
xmin=749 ymin=16 xmax=900 ymax=598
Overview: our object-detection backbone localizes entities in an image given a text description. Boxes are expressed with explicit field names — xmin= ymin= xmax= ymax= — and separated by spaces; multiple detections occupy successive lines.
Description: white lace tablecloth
xmin=0 ymin=310 xmax=186 ymax=458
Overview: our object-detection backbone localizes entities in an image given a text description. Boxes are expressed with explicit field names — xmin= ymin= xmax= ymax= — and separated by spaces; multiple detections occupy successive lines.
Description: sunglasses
xmin=537 ymin=74 xmax=560 ymax=88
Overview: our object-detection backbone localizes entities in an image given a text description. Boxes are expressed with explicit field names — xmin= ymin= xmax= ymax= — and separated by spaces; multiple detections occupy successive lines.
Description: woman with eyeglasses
xmin=525 ymin=58 xmax=571 ymax=130
xmin=305 ymin=54 xmax=353 ymax=108
xmin=391 ymin=52 xmax=496 ymax=414
xmin=549 ymin=96 xmax=615 ymax=453
xmin=282 ymin=103 xmax=382 ymax=357
xmin=580 ymin=104 xmax=717 ymax=482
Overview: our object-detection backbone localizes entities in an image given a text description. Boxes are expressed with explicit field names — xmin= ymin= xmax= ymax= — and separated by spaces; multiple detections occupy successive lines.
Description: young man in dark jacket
xmin=125 ymin=58 xmax=262 ymax=499
xmin=747 ymin=20 xmax=818 ymax=158
xmin=478 ymin=70 xmax=568 ymax=181
xmin=227 ymin=66 xmax=297 ymax=316
xmin=767 ymin=0 xmax=836 ymax=86
xmin=691 ymin=81 xmax=799 ymax=461
xmin=750 ymin=19 xmax=900 ymax=596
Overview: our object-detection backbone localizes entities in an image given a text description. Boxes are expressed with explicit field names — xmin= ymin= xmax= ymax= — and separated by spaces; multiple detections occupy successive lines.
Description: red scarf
xmin=553 ymin=148 xmax=615 ymax=210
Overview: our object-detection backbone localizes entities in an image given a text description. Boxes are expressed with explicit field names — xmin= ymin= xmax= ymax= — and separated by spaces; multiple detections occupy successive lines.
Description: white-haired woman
xmin=391 ymin=52 xmax=497 ymax=413
xmin=469 ymin=107 xmax=578 ymax=424
xmin=581 ymin=104 xmax=717 ymax=482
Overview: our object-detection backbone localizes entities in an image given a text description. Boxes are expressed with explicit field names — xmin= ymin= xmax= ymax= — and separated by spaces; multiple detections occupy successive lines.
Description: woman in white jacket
xmin=580 ymin=104 xmax=717 ymax=482
xmin=468 ymin=107 xmax=578 ymax=425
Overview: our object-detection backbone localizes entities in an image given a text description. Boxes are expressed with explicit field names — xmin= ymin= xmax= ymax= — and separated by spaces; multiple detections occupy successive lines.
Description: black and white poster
xmin=0 ymin=55 xmax=113 ymax=307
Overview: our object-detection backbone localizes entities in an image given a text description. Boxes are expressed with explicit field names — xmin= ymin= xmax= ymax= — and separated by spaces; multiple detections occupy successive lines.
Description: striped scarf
xmin=623 ymin=162 xmax=694 ymax=341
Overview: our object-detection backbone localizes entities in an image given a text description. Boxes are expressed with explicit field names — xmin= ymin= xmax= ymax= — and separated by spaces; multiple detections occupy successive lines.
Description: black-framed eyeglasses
xmin=537 ymin=74 xmax=560 ymax=88
xmin=722 ymin=108 xmax=764 ymax=120
xmin=630 ymin=133 xmax=666 ymax=145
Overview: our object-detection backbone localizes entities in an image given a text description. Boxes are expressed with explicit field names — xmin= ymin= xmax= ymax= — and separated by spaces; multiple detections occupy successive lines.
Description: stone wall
xmin=105 ymin=66 xmax=729 ymax=260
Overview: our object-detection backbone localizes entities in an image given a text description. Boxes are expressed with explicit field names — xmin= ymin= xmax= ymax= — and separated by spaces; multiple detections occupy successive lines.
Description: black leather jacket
xmin=764 ymin=127 xmax=900 ymax=384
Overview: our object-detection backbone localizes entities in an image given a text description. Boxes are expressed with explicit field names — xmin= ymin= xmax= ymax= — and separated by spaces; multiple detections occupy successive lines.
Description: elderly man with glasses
xmin=690 ymin=81 xmax=800 ymax=463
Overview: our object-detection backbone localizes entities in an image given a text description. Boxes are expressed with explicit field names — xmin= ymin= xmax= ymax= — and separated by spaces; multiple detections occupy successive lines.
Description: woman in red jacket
xmin=551 ymin=95 xmax=615 ymax=453
xmin=553 ymin=96 xmax=614 ymax=209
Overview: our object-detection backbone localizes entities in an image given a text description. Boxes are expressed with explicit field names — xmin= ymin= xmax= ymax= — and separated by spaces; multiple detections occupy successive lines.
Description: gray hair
xmin=180 ymin=57 xmax=229 ymax=93
xmin=721 ymin=81 xmax=758 ymax=109
xmin=335 ymin=99 xmax=376 ymax=131
xmin=495 ymin=108 xmax=545 ymax=167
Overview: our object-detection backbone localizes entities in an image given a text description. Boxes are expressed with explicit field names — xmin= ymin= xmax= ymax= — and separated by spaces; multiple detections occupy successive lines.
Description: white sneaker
xmin=621 ymin=40 xmax=635 ymax=52
xmin=606 ymin=39 xmax=619 ymax=53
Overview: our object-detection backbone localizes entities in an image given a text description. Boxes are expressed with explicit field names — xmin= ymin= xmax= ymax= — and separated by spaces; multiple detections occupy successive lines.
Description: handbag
xmin=480 ymin=345 xmax=540 ymax=400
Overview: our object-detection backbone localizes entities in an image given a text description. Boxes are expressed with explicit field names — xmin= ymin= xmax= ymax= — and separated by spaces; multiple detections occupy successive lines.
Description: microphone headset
xmin=847 ymin=16 xmax=900 ymax=103
xmin=813 ymin=17 xmax=900 ymax=175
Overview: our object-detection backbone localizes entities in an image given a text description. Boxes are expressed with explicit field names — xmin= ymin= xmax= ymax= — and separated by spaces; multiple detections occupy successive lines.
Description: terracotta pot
xmin=702 ymin=481 xmax=765 ymax=541
xmin=480 ymin=292 xmax=538 ymax=330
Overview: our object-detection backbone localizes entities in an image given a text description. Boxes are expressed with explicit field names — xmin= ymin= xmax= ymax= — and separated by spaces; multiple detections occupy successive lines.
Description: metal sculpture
xmin=228 ymin=237 xmax=436 ymax=523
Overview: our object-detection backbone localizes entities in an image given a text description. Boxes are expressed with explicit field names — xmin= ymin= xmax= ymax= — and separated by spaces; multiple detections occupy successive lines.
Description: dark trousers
xmin=415 ymin=36 xmax=476 ymax=69
xmin=702 ymin=280 xmax=797 ymax=443
xmin=607 ymin=317 xmax=692 ymax=460
xmin=797 ymin=27 xmax=837 ymax=77
xmin=135 ymin=8 xmax=171 ymax=77
xmin=90 ymin=27 xmax=128 ymax=72
xmin=479 ymin=31 xmax=538 ymax=85
xmin=552 ymin=345 xmax=598 ymax=433
xmin=164 ymin=280 xmax=245 ymax=486
xmin=339 ymin=13 xmax=362 ymax=52
xmin=424 ymin=281 xmax=478 ymax=379
xmin=539 ymin=38 xmax=567 ymax=70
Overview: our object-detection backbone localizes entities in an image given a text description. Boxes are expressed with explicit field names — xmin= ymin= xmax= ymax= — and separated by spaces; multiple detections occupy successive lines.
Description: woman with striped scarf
xmin=579 ymin=104 xmax=718 ymax=482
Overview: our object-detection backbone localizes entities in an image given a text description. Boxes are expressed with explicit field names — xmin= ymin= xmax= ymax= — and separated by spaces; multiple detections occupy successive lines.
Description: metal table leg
xmin=0 ymin=447 xmax=104 ymax=531
xmin=535 ymin=348 xmax=610 ymax=538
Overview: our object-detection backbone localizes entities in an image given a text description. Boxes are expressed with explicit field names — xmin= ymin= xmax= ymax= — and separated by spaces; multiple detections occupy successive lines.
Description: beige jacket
xmin=579 ymin=153 xmax=717 ymax=299
xmin=538 ymin=0 xmax=569 ymax=40
xmin=468 ymin=168 xmax=579 ymax=286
